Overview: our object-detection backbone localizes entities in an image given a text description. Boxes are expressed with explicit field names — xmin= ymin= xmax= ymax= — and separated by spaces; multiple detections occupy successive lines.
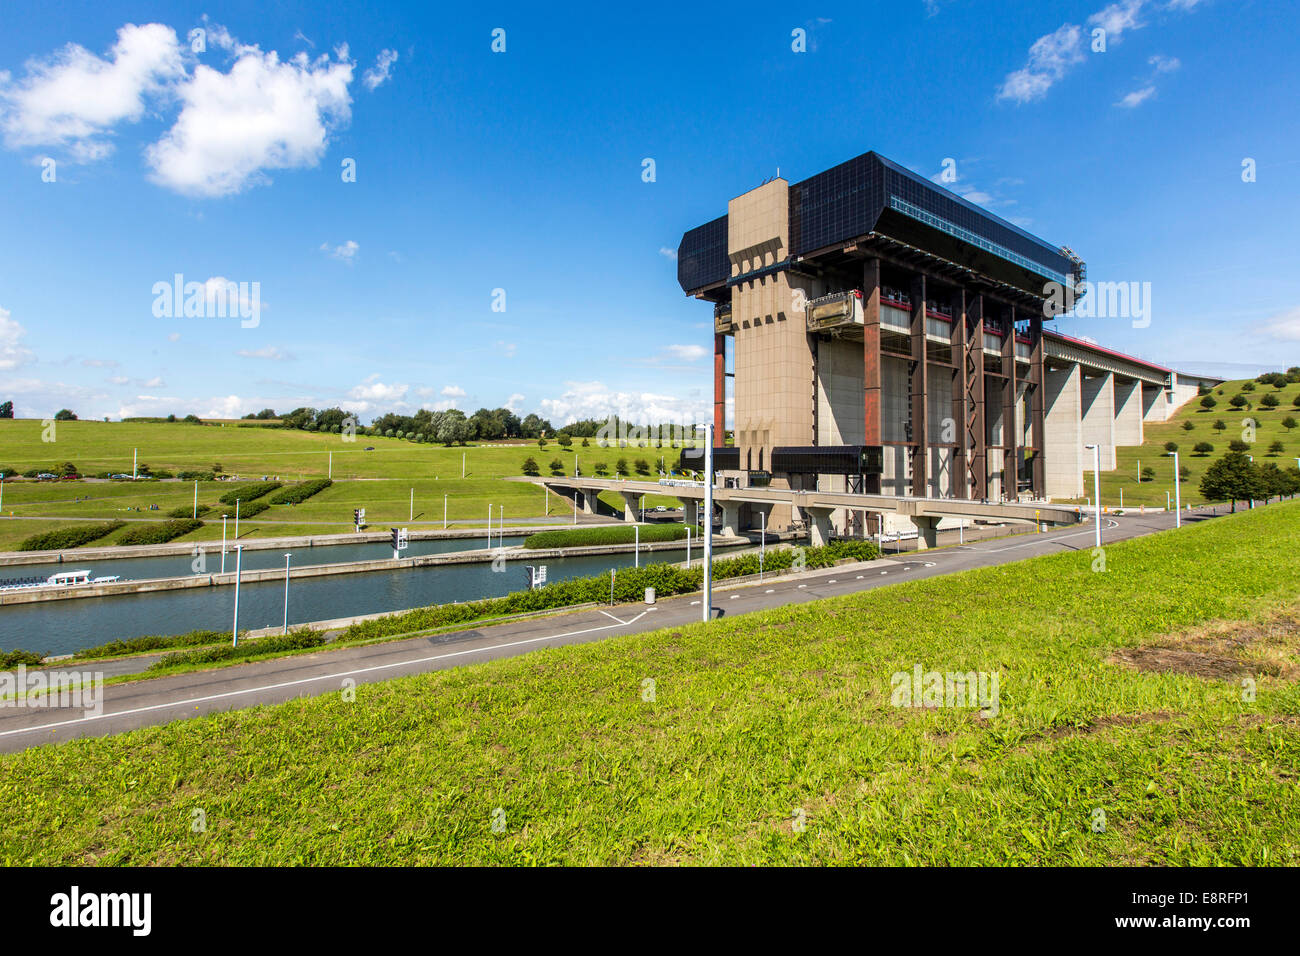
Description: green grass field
xmin=0 ymin=420 xmax=692 ymax=551
xmin=2 ymin=500 xmax=1296 ymax=865
xmin=1072 ymin=378 xmax=1300 ymax=509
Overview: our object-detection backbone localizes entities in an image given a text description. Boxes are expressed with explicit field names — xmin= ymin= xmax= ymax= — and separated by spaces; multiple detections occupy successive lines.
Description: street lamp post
xmin=1173 ymin=451 xmax=1181 ymax=528
xmin=221 ymin=515 xmax=228 ymax=574
xmin=1085 ymin=443 xmax=1102 ymax=548
xmin=231 ymin=545 xmax=243 ymax=646
xmin=702 ymin=424 xmax=713 ymax=623
xmin=282 ymin=554 xmax=292 ymax=634
xmin=444 ymin=494 xmax=448 ymax=530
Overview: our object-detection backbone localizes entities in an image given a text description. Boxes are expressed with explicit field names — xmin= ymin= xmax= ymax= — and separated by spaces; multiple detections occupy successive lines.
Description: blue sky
xmin=1 ymin=0 xmax=1296 ymax=423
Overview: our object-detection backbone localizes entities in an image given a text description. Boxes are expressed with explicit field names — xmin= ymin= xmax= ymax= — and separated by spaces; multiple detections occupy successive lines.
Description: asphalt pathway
xmin=0 ymin=508 xmax=1219 ymax=752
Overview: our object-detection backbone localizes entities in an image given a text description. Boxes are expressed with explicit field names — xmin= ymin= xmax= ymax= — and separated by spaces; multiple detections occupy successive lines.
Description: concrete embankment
xmin=0 ymin=535 xmax=747 ymax=605
xmin=0 ymin=521 xmax=624 ymax=567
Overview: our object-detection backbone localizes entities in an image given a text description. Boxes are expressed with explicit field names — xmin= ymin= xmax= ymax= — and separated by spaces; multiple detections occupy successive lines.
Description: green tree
xmin=548 ymin=458 xmax=564 ymax=475
xmin=1268 ymin=440 xmax=1285 ymax=456
xmin=634 ymin=458 xmax=650 ymax=475
xmin=1282 ymin=416 xmax=1297 ymax=431
xmin=0 ymin=400 xmax=13 ymax=419
xmin=1212 ymin=419 xmax=1227 ymax=432
xmin=1228 ymin=439 xmax=1251 ymax=453
xmin=557 ymin=433 xmax=573 ymax=449
xmin=615 ymin=458 xmax=629 ymax=476
xmin=1199 ymin=451 xmax=1263 ymax=512
xmin=594 ymin=462 xmax=609 ymax=476
xmin=1199 ymin=395 xmax=1217 ymax=410
xmin=1260 ymin=392 xmax=1280 ymax=408
xmin=1181 ymin=420 xmax=1194 ymax=432
xmin=54 ymin=408 xmax=77 ymax=421
xmin=1163 ymin=441 xmax=1178 ymax=454
xmin=1228 ymin=394 xmax=1249 ymax=410
xmin=537 ymin=437 xmax=548 ymax=449
xmin=521 ymin=457 xmax=540 ymax=476
xmin=1140 ymin=465 xmax=1155 ymax=482
xmin=1193 ymin=442 xmax=1214 ymax=456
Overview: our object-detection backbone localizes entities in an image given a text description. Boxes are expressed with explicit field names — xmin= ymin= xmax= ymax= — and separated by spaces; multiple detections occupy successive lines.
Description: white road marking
xmin=0 ymin=614 xmax=647 ymax=740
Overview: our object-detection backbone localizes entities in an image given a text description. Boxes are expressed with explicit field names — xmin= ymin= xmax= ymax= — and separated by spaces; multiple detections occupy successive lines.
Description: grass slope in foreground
xmin=2 ymin=504 xmax=1299 ymax=865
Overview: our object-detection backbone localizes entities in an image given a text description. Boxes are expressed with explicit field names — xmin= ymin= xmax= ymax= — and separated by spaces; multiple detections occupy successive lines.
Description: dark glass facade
xmin=676 ymin=214 xmax=728 ymax=294
xmin=677 ymin=151 xmax=1078 ymax=294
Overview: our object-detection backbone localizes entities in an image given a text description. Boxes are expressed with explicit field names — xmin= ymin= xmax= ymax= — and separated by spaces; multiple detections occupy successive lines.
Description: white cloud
xmin=999 ymin=1 xmax=1203 ymax=105
xmin=142 ymin=376 xmax=166 ymax=388
xmin=1115 ymin=85 xmax=1157 ymax=108
xmin=237 ymin=346 xmax=294 ymax=360
xmin=538 ymin=380 xmax=709 ymax=426
xmin=504 ymin=392 xmax=525 ymax=413
xmin=348 ymin=375 xmax=408 ymax=403
xmin=321 ymin=239 xmax=359 ymax=262
xmin=146 ymin=40 xmax=353 ymax=196
xmin=81 ymin=358 xmax=119 ymax=368
xmin=167 ymin=332 xmax=181 ymax=342
xmin=1087 ymin=0 xmax=1146 ymax=42
xmin=997 ymin=24 xmax=1085 ymax=103
xmin=108 ymin=375 xmax=129 ymax=385
xmin=659 ymin=246 xmax=678 ymax=261
xmin=663 ymin=344 xmax=707 ymax=362
xmin=440 ymin=385 xmax=466 ymax=397
xmin=1257 ymin=306 xmax=1300 ymax=343
xmin=495 ymin=340 xmax=517 ymax=358
xmin=424 ymin=399 xmax=459 ymax=412
xmin=0 ymin=308 xmax=34 ymax=369
xmin=0 ymin=23 xmax=183 ymax=162
xmin=362 ymin=49 xmax=397 ymax=91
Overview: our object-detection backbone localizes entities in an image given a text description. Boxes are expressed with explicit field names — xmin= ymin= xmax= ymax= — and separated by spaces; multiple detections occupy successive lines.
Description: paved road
xmin=0 ymin=508 xmax=1219 ymax=752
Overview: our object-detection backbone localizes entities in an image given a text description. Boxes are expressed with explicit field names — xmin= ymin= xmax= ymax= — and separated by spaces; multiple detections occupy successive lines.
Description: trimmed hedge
xmin=218 ymin=481 xmax=282 ymax=506
xmin=168 ymin=504 xmax=212 ymax=519
xmin=1 ymin=648 xmax=47 ymax=668
xmin=18 ymin=521 xmax=125 ymax=552
xmin=524 ymin=524 xmax=699 ymax=550
xmin=147 ymin=630 xmax=325 ymax=671
xmin=234 ymin=501 xmax=269 ymax=519
xmin=269 ymin=478 xmax=332 ymax=505
xmin=74 ymin=629 xmax=228 ymax=661
xmin=116 ymin=518 xmax=204 ymax=546
xmin=341 ymin=540 xmax=878 ymax=643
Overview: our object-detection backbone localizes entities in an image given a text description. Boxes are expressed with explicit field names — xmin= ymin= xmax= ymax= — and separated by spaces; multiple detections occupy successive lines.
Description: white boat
xmin=0 ymin=569 xmax=121 ymax=591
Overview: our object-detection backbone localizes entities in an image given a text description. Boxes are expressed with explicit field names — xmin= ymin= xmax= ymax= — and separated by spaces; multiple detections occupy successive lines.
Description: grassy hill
xmin=2 ymin=500 xmax=1297 ymax=865
xmin=0 ymin=419 xmax=692 ymax=551
xmin=1072 ymin=377 xmax=1300 ymax=508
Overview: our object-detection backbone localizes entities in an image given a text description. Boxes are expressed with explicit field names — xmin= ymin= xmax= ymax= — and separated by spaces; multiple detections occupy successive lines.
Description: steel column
xmin=909 ymin=275 xmax=928 ymax=497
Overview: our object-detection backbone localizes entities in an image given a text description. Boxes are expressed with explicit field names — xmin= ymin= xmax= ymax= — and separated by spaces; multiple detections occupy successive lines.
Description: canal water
xmin=1 ymin=545 xmax=692 ymax=658
xmin=0 ymin=534 xmax=527 ymax=584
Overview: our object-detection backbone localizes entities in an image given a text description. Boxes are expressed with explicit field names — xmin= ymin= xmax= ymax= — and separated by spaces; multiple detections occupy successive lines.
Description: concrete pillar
xmin=1142 ymin=384 xmax=1168 ymax=423
xmin=805 ymin=506 xmax=834 ymax=547
xmin=749 ymin=503 xmax=775 ymax=540
xmin=1114 ymin=377 xmax=1144 ymax=447
xmin=619 ymin=492 xmax=642 ymax=523
xmin=1044 ymin=362 xmax=1084 ymax=499
xmin=717 ymin=501 xmax=742 ymax=537
xmin=678 ymin=498 xmax=702 ymax=527
xmin=581 ymin=490 xmax=600 ymax=516
xmin=1080 ymin=371 xmax=1116 ymax=471
xmin=912 ymin=515 xmax=939 ymax=550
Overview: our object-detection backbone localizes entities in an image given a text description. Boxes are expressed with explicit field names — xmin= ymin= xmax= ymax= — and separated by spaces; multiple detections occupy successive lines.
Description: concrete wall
xmin=1114 ymin=376 xmax=1144 ymax=446
xmin=1080 ymin=371 xmax=1117 ymax=471
xmin=1142 ymin=383 xmax=1168 ymax=423
xmin=816 ymin=336 xmax=865 ymax=446
xmin=1044 ymin=363 xmax=1084 ymax=498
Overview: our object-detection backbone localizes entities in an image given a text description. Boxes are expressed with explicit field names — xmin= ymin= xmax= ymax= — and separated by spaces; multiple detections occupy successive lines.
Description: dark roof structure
xmin=678 ymin=151 xmax=1083 ymax=302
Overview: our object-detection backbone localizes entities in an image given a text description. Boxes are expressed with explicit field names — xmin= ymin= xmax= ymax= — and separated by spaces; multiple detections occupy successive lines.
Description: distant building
xmin=677 ymin=150 xmax=1218 ymax=531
